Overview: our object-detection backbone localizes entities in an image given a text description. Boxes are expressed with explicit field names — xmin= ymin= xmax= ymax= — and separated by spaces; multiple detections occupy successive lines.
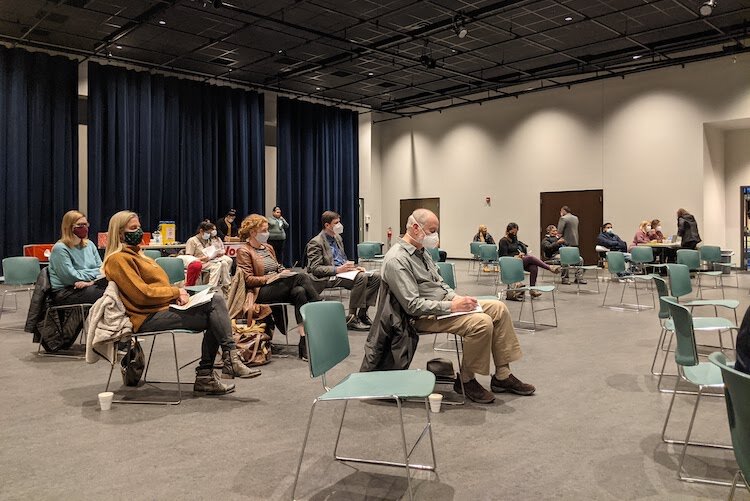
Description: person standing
xmin=267 ymin=206 xmax=289 ymax=266
xmin=677 ymin=208 xmax=701 ymax=250
xmin=557 ymin=206 xmax=585 ymax=284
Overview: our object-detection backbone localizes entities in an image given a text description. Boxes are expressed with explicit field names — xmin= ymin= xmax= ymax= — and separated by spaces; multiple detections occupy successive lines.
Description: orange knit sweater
xmin=103 ymin=247 xmax=180 ymax=332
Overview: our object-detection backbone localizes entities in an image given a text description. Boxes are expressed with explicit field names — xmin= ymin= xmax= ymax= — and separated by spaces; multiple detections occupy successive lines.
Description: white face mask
xmin=202 ymin=232 xmax=211 ymax=240
xmin=256 ymin=231 xmax=270 ymax=243
xmin=333 ymin=222 xmax=344 ymax=235
xmin=211 ymin=229 xmax=217 ymax=237
xmin=417 ymin=223 xmax=439 ymax=249
xmin=646 ymin=225 xmax=652 ymax=232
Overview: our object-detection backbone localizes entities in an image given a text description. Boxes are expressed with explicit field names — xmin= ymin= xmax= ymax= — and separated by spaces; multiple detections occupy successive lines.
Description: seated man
xmin=382 ymin=208 xmax=535 ymax=404
xmin=306 ymin=210 xmax=380 ymax=331
xmin=597 ymin=222 xmax=627 ymax=252
xmin=542 ymin=225 xmax=583 ymax=285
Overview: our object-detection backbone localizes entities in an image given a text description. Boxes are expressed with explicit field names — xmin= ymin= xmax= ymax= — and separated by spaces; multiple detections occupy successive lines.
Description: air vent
xmin=210 ymin=57 xmax=236 ymax=66
xmin=331 ymin=70 xmax=353 ymax=77
xmin=275 ymin=57 xmax=297 ymax=65
xmin=377 ymin=82 xmax=397 ymax=88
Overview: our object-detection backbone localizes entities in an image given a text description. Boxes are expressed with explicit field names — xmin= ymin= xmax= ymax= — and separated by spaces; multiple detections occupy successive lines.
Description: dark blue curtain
xmin=87 ymin=62 xmax=264 ymax=241
xmin=0 ymin=47 xmax=78 ymax=261
xmin=276 ymin=97 xmax=359 ymax=267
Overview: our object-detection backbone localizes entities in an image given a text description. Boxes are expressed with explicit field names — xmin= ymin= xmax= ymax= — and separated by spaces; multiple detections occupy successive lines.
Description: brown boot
xmin=221 ymin=349 xmax=262 ymax=379
xmin=194 ymin=368 xmax=235 ymax=395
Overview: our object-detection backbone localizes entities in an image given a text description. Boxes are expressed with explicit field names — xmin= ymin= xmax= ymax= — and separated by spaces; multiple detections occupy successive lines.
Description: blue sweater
xmin=48 ymin=241 xmax=102 ymax=290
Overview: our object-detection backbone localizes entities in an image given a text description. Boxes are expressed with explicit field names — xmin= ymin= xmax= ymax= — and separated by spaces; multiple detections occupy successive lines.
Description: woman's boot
xmin=194 ymin=368 xmax=235 ymax=395
xmin=298 ymin=338 xmax=308 ymax=361
xmin=221 ymin=349 xmax=262 ymax=379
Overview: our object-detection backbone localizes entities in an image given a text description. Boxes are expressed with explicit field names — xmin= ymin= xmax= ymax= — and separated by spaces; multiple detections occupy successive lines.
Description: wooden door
xmin=399 ymin=198 xmax=440 ymax=236
xmin=540 ymin=190 xmax=603 ymax=265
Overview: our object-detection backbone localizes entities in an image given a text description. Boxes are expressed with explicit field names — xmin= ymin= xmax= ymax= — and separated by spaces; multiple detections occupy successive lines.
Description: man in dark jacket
xmin=596 ymin=223 xmax=627 ymax=252
xmin=677 ymin=208 xmax=701 ymax=250
xmin=541 ymin=225 xmax=564 ymax=261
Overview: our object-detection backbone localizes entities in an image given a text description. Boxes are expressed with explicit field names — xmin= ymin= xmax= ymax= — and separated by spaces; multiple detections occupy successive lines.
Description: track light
xmin=453 ymin=15 xmax=468 ymax=39
xmin=420 ymin=41 xmax=437 ymax=69
xmin=699 ymin=0 xmax=716 ymax=16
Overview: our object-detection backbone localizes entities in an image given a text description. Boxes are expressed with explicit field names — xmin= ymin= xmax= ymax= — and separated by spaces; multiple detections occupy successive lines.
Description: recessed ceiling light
xmin=115 ymin=45 xmax=122 ymax=49
xmin=632 ymin=55 xmax=642 ymax=60
xmin=564 ymin=16 xmax=573 ymax=21
xmin=451 ymin=49 xmax=457 ymax=53
xmin=368 ymin=72 xmax=374 ymax=76
xmin=315 ymin=87 xmax=321 ymax=91
xmin=158 ymin=20 xmax=166 ymax=25
xmin=278 ymin=49 xmax=284 ymax=54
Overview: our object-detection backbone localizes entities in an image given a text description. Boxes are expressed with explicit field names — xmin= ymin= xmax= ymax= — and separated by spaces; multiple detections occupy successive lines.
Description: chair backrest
xmin=676 ymin=249 xmax=700 ymax=270
xmin=357 ymin=242 xmax=377 ymax=260
xmin=652 ymin=276 xmax=673 ymax=319
xmin=630 ymin=246 xmax=654 ymax=264
xmin=300 ymin=302 xmax=350 ymax=378
xmin=662 ymin=296 xmax=699 ymax=367
xmin=559 ymin=247 xmax=582 ymax=266
xmin=436 ymin=262 xmax=456 ymax=290
xmin=426 ymin=246 xmax=440 ymax=262
xmin=605 ymin=251 xmax=627 ymax=274
xmin=478 ymin=244 xmax=497 ymax=263
xmin=143 ymin=249 xmax=162 ymax=260
xmin=469 ymin=241 xmax=482 ymax=258
xmin=666 ymin=263 xmax=692 ymax=298
xmin=699 ymin=245 xmax=721 ymax=264
xmin=2 ymin=257 xmax=41 ymax=285
xmin=709 ymin=352 xmax=750 ymax=481
xmin=498 ymin=256 xmax=525 ymax=285
xmin=155 ymin=257 xmax=186 ymax=284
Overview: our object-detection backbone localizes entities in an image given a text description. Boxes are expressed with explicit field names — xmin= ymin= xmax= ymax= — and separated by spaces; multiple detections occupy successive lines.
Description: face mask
xmin=606 ymin=228 xmax=613 ymax=234
xmin=333 ymin=222 xmax=344 ymax=235
xmin=646 ymin=226 xmax=652 ymax=231
xmin=256 ymin=231 xmax=270 ymax=243
xmin=657 ymin=226 xmax=662 ymax=232
xmin=202 ymin=232 xmax=211 ymax=240
xmin=72 ymin=226 xmax=89 ymax=239
xmin=123 ymin=228 xmax=143 ymax=246
xmin=211 ymin=230 xmax=217 ymax=237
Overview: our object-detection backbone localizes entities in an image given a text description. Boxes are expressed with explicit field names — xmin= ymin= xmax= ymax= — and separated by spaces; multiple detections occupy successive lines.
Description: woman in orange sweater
xmin=102 ymin=210 xmax=260 ymax=396
xmin=236 ymin=214 xmax=320 ymax=360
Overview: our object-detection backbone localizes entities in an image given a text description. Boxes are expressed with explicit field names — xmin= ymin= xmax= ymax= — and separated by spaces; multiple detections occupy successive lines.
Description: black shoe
xmin=346 ymin=314 xmax=369 ymax=331
xmin=574 ymin=279 xmax=588 ymax=284
xmin=453 ymin=375 xmax=495 ymax=404
xmin=561 ymin=278 xmax=571 ymax=285
xmin=490 ymin=374 xmax=536 ymax=396
xmin=358 ymin=312 xmax=373 ymax=326
xmin=298 ymin=339 xmax=308 ymax=361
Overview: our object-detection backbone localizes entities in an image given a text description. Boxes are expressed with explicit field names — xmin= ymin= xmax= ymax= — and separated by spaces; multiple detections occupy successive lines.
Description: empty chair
xmin=469 ymin=241 xmax=482 ymax=274
xmin=293 ymin=302 xmax=437 ymax=501
xmin=676 ymin=249 xmax=724 ymax=298
xmin=709 ymin=352 xmax=750 ymax=498
xmin=357 ymin=242 xmax=382 ymax=270
xmin=701 ymin=245 xmax=739 ymax=289
xmin=601 ymin=251 xmax=654 ymax=311
xmin=559 ymin=247 xmax=600 ymax=294
xmin=476 ymin=244 xmax=499 ymax=284
xmin=630 ymin=246 xmax=666 ymax=276
xmin=1 ymin=257 xmax=40 ymax=320
xmin=666 ymin=264 xmax=738 ymax=325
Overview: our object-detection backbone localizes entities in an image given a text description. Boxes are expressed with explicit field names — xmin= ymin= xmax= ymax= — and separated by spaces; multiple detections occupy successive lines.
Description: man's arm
xmin=382 ymin=258 xmax=452 ymax=317
xmin=306 ymin=239 xmax=336 ymax=278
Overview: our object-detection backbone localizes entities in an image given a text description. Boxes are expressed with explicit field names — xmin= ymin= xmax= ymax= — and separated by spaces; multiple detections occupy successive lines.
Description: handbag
xmin=120 ymin=338 xmax=145 ymax=386
xmin=231 ymin=320 xmax=272 ymax=367
xmin=505 ymin=282 xmax=525 ymax=302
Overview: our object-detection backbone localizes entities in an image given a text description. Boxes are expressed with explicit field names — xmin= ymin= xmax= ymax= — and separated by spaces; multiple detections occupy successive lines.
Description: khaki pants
xmin=202 ymin=256 xmax=233 ymax=287
xmin=414 ymin=300 xmax=522 ymax=376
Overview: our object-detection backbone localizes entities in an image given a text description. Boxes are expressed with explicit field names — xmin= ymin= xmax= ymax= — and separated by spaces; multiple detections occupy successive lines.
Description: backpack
xmin=231 ymin=320 xmax=272 ymax=367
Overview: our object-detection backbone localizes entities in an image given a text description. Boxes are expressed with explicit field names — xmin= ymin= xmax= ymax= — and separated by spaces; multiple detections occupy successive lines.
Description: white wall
xmin=725 ymin=129 xmax=750 ymax=261
xmin=370 ymin=54 xmax=750 ymax=259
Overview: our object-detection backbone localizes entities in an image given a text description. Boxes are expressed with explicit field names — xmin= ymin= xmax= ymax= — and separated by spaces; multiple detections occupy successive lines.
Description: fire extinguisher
xmin=386 ymin=226 xmax=393 ymax=248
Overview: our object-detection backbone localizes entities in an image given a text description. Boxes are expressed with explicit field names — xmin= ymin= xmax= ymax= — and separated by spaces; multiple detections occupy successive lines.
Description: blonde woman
xmin=472 ymin=224 xmax=495 ymax=244
xmin=630 ymin=220 xmax=652 ymax=250
xmin=48 ymin=210 xmax=107 ymax=305
xmin=236 ymin=214 xmax=320 ymax=360
xmin=185 ymin=220 xmax=233 ymax=290
xmin=102 ymin=210 xmax=259 ymax=395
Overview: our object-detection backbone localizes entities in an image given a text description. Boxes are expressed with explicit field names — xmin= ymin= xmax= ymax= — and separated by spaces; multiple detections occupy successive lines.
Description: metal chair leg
xmin=291 ymin=399 xmax=319 ymax=501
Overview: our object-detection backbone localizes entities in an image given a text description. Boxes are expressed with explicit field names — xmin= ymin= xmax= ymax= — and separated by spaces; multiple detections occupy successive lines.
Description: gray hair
xmin=405 ymin=208 xmax=434 ymax=232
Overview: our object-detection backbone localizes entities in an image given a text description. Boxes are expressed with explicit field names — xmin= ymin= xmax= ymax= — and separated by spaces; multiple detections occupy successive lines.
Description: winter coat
xmin=678 ymin=214 xmax=701 ymax=247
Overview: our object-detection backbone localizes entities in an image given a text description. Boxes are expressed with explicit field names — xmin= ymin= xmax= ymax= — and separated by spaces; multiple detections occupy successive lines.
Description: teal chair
xmin=676 ymin=249 xmax=724 ymax=298
xmin=709 ymin=352 xmax=750 ymax=497
xmin=666 ymin=264 xmax=738 ymax=325
xmin=559 ymin=247 xmax=600 ymax=294
xmin=498 ymin=256 xmax=557 ymax=331
xmin=630 ymin=246 xmax=666 ymax=276
xmin=1 ymin=256 xmax=41 ymax=320
xmin=476 ymin=244 xmax=498 ymax=284
xmin=660 ymin=298 xmax=733 ymax=485
xmin=293 ymin=302 xmax=437 ymax=501
xmin=357 ymin=242 xmax=382 ymax=270
xmin=155 ymin=257 xmax=209 ymax=294
xmin=469 ymin=241 xmax=482 ymax=274
xmin=426 ymin=246 xmax=440 ymax=263
xmin=436 ymin=262 xmax=456 ymax=289
xmin=143 ymin=249 xmax=162 ymax=260
xmin=602 ymin=251 xmax=654 ymax=311
xmin=651 ymin=276 xmax=735 ymax=393
xmin=701 ymin=245 xmax=739 ymax=289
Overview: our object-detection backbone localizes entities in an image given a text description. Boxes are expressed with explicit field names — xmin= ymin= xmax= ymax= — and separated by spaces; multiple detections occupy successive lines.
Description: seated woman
xmin=629 ymin=220 xmax=652 ymax=250
xmin=648 ymin=219 xmax=665 ymax=242
xmin=48 ymin=210 xmax=107 ymax=305
xmin=102 ymin=210 xmax=259 ymax=396
xmin=185 ymin=221 xmax=233 ymax=291
xmin=498 ymin=223 xmax=559 ymax=297
xmin=473 ymin=224 xmax=495 ymax=244
xmin=236 ymin=214 xmax=321 ymax=360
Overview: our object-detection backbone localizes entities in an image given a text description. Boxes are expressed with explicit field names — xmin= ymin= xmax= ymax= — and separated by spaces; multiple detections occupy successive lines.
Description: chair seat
xmin=698 ymin=270 xmax=723 ymax=277
xmin=185 ymin=285 xmax=211 ymax=294
xmin=664 ymin=316 xmax=735 ymax=331
xmin=519 ymin=285 xmax=555 ymax=293
xmin=682 ymin=362 xmax=725 ymax=387
xmin=319 ymin=370 xmax=435 ymax=401
xmin=137 ymin=328 xmax=203 ymax=336
xmin=683 ymin=299 xmax=739 ymax=309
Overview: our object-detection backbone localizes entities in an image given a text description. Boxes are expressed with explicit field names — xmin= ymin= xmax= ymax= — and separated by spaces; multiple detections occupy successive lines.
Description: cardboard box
xmin=159 ymin=222 xmax=176 ymax=244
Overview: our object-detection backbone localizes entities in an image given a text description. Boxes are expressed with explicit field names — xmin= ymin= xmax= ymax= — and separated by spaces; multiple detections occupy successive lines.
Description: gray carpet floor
xmin=1 ymin=263 xmax=748 ymax=500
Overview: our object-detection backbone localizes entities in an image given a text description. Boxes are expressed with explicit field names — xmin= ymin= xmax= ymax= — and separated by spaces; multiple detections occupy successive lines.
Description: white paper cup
xmin=98 ymin=391 xmax=114 ymax=411
xmin=428 ymin=393 xmax=443 ymax=413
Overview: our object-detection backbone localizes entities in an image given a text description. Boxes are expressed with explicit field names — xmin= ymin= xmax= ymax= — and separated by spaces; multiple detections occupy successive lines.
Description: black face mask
xmin=123 ymin=228 xmax=144 ymax=246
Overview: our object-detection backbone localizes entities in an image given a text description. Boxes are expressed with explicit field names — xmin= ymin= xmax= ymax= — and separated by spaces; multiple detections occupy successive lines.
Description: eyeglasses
xmin=73 ymin=223 xmax=90 ymax=228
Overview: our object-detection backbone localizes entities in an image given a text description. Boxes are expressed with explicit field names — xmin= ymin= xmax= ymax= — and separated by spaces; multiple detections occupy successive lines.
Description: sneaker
xmin=549 ymin=265 xmax=561 ymax=274
xmin=490 ymin=374 xmax=536 ymax=396
xmin=346 ymin=314 xmax=369 ymax=331
xmin=529 ymin=290 xmax=542 ymax=298
xmin=453 ymin=375 xmax=495 ymax=404
xmin=561 ymin=278 xmax=571 ymax=285
xmin=574 ymin=279 xmax=588 ymax=285
xmin=358 ymin=312 xmax=373 ymax=326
